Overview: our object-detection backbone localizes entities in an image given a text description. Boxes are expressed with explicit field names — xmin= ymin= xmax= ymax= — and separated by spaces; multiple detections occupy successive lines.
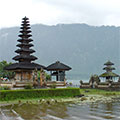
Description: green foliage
xmin=0 ymin=86 xmax=11 ymax=90
xmin=80 ymin=88 xmax=120 ymax=96
xmin=0 ymin=88 xmax=80 ymax=101
xmin=37 ymin=71 xmax=51 ymax=81
xmin=105 ymin=92 xmax=116 ymax=96
xmin=89 ymin=74 xmax=100 ymax=84
xmin=49 ymin=83 xmax=56 ymax=89
xmin=0 ymin=60 xmax=15 ymax=79
xmin=46 ymin=73 xmax=51 ymax=81
xmin=24 ymin=84 xmax=33 ymax=89
xmin=37 ymin=71 xmax=40 ymax=80
xmin=0 ymin=86 xmax=4 ymax=90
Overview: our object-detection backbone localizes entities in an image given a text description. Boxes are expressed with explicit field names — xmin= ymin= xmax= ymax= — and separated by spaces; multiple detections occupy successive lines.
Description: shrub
xmin=0 ymin=86 xmax=11 ymax=90
xmin=0 ymin=86 xmax=4 ymax=90
xmin=46 ymin=74 xmax=51 ymax=81
xmin=0 ymin=60 xmax=15 ymax=79
xmin=50 ymin=83 xmax=56 ymax=89
xmin=24 ymin=84 xmax=33 ymax=89
xmin=69 ymin=82 xmax=73 ymax=86
xmin=0 ymin=88 xmax=80 ymax=101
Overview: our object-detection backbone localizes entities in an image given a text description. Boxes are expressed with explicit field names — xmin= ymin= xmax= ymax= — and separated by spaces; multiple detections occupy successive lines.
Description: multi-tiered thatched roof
xmin=99 ymin=60 xmax=119 ymax=78
xmin=5 ymin=17 xmax=45 ymax=70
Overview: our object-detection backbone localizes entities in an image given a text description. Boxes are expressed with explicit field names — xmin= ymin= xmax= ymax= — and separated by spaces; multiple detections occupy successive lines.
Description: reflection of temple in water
xmin=4 ymin=103 xmax=69 ymax=119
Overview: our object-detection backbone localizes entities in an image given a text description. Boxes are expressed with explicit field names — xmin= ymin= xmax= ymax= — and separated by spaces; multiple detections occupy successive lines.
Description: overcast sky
xmin=0 ymin=0 xmax=120 ymax=28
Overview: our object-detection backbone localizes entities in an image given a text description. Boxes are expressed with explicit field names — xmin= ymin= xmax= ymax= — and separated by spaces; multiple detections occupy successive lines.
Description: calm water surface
xmin=0 ymin=100 xmax=120 ymax=120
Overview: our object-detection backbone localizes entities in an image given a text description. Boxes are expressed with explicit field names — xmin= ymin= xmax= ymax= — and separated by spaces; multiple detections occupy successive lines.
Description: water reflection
xmin=1 ymin=103 xmax=69 ymax=120
xmin=89 ymin=102 xmax=120 ymax=120
xmin=1 ymin=101 xmax=120 ymax=120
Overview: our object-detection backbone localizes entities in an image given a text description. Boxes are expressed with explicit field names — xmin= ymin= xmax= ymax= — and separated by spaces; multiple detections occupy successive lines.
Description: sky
xmin=0 ymin=0 xmax=120 ymax=28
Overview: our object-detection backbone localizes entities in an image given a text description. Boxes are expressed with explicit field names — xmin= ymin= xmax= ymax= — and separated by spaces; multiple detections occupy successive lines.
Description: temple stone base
xmin=0 ymin=81 xmax=33 ymax=88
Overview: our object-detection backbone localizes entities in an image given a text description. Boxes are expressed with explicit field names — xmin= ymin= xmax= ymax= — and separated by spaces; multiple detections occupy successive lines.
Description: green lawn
xmin=80 ymin=88 xmax=120 ymax=96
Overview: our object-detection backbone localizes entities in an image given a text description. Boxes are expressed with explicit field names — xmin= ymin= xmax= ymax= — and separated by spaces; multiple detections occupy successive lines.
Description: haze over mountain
xmin=0 ymin=24 xmax=120 ymax=80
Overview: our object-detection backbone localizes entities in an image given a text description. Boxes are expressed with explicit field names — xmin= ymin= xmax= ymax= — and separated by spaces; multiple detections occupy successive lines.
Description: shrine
xmin=5 ymin=17 xmax=45 ymax=84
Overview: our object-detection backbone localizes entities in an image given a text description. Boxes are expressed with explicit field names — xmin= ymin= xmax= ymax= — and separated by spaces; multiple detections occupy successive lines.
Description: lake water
xmin=1 ymin=100 xmax=120 ymax=120
xmin=66 ymin=79 xmax=88 ymax=88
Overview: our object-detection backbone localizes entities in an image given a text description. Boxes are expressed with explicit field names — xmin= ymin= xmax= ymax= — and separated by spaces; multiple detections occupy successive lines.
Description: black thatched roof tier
xmin=15 ymin=49 xmax=35 ymax=53
xmin=22 ymin=20 xmax=29 ymax=23
xmin=103 ymin=66 xmax=115 ymax=70
xmin=13 ymin=55 xmax=37 ymax=61
xmin=21 ymin=23 xmax=30 ymax=26
xmin=46 ymin=61 xmax=71 ymax=71
xmin=5 ymin=17 xmax=45 ymax=71
xmin=13 ymin=16 xmax=37 ymax=63
xmin=20 ymin=26 xmax=31 ymax=29
xmin=99 ymin=72 xmax=119 ymax=77
xmin=23 ymin=16 xmax=29 ymax=20
xmin=17 ymin=39 xmax=33 ymax=42
xmin=104 ymin=60 xmax=114 ymax=65
xmin=5 ymin=62 xmax=45 ymax=70
xmin=17 ymin=43 xmax=33 ymax=47
xmin=18 ymin=34 xmax=32 ymax=38
xmin=20 ymin=30 xmax=31 ymax=33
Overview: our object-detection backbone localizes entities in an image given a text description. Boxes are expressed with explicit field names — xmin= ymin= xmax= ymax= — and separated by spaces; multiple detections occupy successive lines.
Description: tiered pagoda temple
xmin=99 ymin=60 xmax=119 ymax=82
xmin=80 ymin=61 xmax=120 ymax=89
xmin=5 ymin=17 xmax=45 ymax=82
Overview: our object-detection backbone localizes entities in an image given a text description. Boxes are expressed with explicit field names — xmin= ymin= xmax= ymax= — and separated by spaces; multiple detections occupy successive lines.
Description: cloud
xmin=0 ymin=0 xmax=120 ymax=28
xmin=41 ymin=0 xmax=120 ymax=26
xmin=0 ymin=0 xmax=62 ymax=28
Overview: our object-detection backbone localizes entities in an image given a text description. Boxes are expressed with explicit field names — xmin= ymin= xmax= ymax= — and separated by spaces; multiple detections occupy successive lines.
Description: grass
xmin=80 ymin=88 xmax=120 ymax=96
xmin=0 ymin=96 xmax=73 ymax=105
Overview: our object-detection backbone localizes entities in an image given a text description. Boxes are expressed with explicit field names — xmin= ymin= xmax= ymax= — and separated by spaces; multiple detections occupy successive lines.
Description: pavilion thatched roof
xmin=99 ymin=72 xmax=119 ymax=77
xmin=104 ymin=60 xmax=114 ymax=65
xmin=46 ymin=61 xmax=71 ymax=71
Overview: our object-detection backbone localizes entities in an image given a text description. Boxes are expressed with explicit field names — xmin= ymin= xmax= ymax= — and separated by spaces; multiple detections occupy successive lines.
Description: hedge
xmin=0 ymin=88 xmax=80 ymax=101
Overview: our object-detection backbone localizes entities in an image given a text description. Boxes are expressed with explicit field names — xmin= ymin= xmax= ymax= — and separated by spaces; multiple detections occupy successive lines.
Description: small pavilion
xmin=99 ymin=60 xmax=119 ymax=82
xmin=5 ymin=17 xmax=45 ymax=83
xmin=46 ymin=61 xmax=71 ymax=82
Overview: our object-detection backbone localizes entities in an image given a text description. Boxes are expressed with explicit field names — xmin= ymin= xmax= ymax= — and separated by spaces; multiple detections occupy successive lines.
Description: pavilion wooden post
xmin=40 ymin=69 xmax=43 ymax=86
xmin=50 ymin=71 xmax=52 ymax=81
xmin=32 ymin=68 xmax=38 ymax=87
xmin=21 ymin=71 xmax=22 ymax=81
xmin=64 ymin=75 xmax=66 ymax=85
xmin=40 ymin=68 xmax=45 ymax=86
xmin=58 ymin=71 xmax=60 ymax=81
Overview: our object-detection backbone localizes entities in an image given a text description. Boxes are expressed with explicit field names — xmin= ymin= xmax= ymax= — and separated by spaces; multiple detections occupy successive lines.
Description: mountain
xmin=0 ymin=24 xmax=120 ymax=80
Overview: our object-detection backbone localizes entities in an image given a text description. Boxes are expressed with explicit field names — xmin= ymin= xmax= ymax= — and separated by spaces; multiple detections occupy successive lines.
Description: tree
xmin=37 ymin=71 xmax=51 ymax=81
xmin=0 ymin=60 xmax=15 ymax=79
